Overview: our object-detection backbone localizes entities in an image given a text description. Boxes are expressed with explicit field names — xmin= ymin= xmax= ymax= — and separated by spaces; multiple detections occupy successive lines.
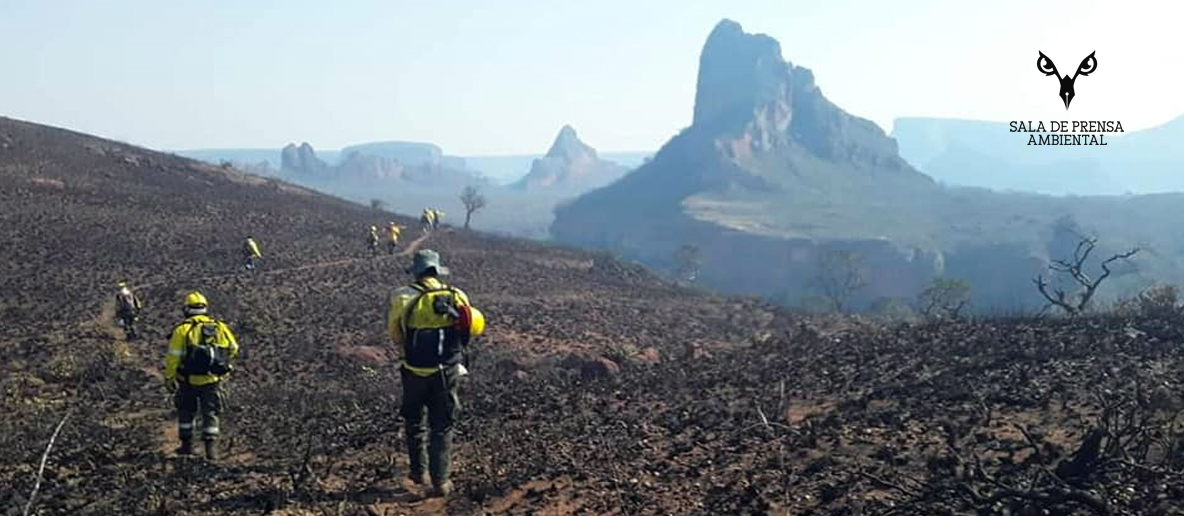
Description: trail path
xmin=84 ymin=232 xmax=441 ymax=506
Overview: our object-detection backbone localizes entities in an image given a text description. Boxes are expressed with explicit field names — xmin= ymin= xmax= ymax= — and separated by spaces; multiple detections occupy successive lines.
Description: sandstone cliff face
xmin=690 ymin=19 xmax=912 ymax=172
xmin=548 ymin=20 xmax=1052 ymax=309
xmin=336 ymin=151 xmax=403 ymax=180
xmin=280 ymin=142 xmax=330 ymax=177
xmin=340 ymin=141 xmax=445 ymax=168
xmin=515 ymin=125 xmax=628 ymax=191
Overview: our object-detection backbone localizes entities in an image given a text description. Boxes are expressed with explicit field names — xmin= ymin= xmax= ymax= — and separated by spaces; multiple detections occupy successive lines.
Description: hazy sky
xmin=2 ymin=1 xmax=1182 ymax=154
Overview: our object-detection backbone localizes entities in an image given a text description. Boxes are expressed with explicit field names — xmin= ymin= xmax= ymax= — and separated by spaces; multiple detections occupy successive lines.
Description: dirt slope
xmin=2 ymin=117 xmax=1182 ymax=515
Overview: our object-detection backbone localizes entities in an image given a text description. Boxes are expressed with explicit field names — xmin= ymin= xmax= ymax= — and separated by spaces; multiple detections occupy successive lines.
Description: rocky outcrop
xmin=550 ymin=19 xmax=1170 ymax=310
xmin=336 ymin=151 xmax=403 ymax=180
xmin=340 ymin=141 xmax=443 ymax=168
xmin=690 ymin=19 xmax=911 ymax=171
xmin=515 ymin=125 xmax=628 ymax=191
xmin=279 ymin=140 xmax=485 ymax=187
xmin=280 ymin=142 xmax=330 ymax=177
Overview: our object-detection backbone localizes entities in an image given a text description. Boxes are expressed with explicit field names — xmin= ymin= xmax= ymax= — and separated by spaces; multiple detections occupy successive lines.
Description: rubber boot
xmin=176 ymin=438 xmax=193 ymax=456
xmin=204 ymin=440 xmax=218 ymax=461
xmin=408 ymin=472 xmax=429 ymax=485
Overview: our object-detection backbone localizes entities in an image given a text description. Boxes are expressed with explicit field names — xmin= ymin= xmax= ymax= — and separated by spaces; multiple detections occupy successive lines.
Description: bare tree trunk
xmin=23 ymin=409 xmax=72 ymax=516
xmin=464 ymin=210 xmax=472 ymax=230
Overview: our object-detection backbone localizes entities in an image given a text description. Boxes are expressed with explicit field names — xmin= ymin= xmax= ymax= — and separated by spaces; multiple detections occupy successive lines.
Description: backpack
xmin=401 ymin=284 xmax=470 ymax=369
xmin=179 ymin=320 xmax=234 ymax=376
xmin=115 ymin=292 xmax=137 ymax=315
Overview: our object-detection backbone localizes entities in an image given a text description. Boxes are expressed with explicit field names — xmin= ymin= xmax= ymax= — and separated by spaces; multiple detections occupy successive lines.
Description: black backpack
xmin=180 ymin=321 xmax=233 ymax=376
xmin=401 ymin=284 xmax=469 ymax=369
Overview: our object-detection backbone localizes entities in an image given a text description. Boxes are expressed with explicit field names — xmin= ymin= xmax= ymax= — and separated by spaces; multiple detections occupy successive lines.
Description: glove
xmin=164 ymin=378 xmax=177 ymax=393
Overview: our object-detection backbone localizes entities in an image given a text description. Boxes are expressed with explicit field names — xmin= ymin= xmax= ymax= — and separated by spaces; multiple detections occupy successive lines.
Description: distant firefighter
xmin=387 ymin=222 xmax=403 ymax=254
xmin=242 ymin=236 xmax=261 ymax=270
xmin=368 ymin=225 xmax=381 ymax=254
xmin=164 ymin=291 xmax=240 ymax=461
xmin=388 ymin=250 xmax=485 ymax=497
xmin=431 ymin=209 xmax=445 ymax=230
xmin=114 ymin=281 xmax=143 ymax=340
xmin=421 ymin=209 xmax=435 ymax=232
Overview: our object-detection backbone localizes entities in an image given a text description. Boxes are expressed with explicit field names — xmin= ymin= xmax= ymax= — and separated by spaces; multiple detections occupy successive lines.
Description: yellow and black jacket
xmin=388 ymin=277 xmax=471 ymax=376
xmin=164 ymin=315 xmax=240 ymax=386
xmin=243 ymin=239 xmax=261 ymax=258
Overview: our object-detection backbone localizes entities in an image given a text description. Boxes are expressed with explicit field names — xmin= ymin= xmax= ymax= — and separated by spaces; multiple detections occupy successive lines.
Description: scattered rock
xmin=334 ymin=345 xmax=390 ymax=364
xmin=636 ymin=347 xmax=661 ymax=363
xmin=563 ymin=355 xmax=620 ymax=379
xmin=30 ymin=177 xmax=65 ymax=189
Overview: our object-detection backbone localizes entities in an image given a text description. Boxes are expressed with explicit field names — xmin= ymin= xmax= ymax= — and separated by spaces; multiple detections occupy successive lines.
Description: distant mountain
xmin=279 ymin=141 xmax=485 ymax=188
xmin=512 ymin=125 xmax=629 ymax=191
xmin=892 ymin=116 xmax=1184 ymax=195
xmin=551 ymin=19 xmax=1184 ymax=310
xmin=174 ymin=147 xmax=340 ymax=169
xmin=176 ymin=146 xmax=650 ymax=185
xmin=173 ymin=141 xmax=646 ymax=240
xmin=339 ymin=141 xmax=467 ymax=170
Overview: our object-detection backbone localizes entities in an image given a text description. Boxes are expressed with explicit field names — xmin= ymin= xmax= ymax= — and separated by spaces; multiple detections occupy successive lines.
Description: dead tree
xmin=918 ymin=277 xmax=971 ymax=320
xmin=22 ymin=409 xmax=72 ymax=516
xmin=813 ymin=249 xmax=866 ymax=313
xmin=1033 ymin=236 xmax=1139 ymax=315
xmin=459 ymin=185 xmax=487 ymax=230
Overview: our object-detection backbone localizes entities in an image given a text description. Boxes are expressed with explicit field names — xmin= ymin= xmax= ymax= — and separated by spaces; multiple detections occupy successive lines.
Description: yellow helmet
xmin=117 ymin=281 xmax=127 ymax=288
xmin=183 ymin=291 xmax=208 ymax=314
xmin=468 ymin=306 xmax=485 ymax=337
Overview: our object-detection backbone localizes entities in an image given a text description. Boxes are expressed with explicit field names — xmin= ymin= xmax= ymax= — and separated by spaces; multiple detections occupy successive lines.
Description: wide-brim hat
xmin=407 ymin=249 xmax=450 ymax=276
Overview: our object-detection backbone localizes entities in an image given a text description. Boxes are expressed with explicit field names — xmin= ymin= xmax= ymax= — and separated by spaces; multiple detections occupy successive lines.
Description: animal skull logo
xmin=1037 ymin=51 xmax=1096 ymax=109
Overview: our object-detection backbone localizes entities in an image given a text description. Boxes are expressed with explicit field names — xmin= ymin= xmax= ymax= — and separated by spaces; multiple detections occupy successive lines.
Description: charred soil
xmin=2 ymin=117 xmax=1182 ymax=515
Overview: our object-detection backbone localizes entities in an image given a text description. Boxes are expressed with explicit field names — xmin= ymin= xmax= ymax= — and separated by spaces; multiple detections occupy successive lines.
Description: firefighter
xmin=114 ymin=282 xmax=142 ymax=340
xmin=164 ymin=291 xmax=240 ymax=460
xmin=387 ymin=250 xmax=486 ymax=496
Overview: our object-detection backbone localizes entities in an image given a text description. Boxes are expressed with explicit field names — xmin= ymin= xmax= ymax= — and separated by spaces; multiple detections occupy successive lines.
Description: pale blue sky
xmin=2 ymin=1 xmax=1181 ymax=154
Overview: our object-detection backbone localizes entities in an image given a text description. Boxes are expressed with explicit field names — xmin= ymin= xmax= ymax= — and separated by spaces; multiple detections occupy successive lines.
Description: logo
xmin=1037 ymin=51 xmax=1096 ymax=109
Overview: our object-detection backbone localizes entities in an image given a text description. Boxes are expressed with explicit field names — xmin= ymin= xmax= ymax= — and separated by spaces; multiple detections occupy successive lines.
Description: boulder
xmin=563 ymin=355 xmax=621 ymax=380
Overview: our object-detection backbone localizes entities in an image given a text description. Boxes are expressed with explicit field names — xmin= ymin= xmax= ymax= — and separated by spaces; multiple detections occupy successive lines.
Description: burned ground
xmin=2 ymin=116 xmax=1182 ymax=515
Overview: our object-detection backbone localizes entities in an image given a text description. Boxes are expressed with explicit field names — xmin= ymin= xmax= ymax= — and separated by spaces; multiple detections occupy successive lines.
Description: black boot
xmin=176 ymin=438 xmax=193 ymax=456
xmin=204 ymin=440 xmax=218 ymax=461
xmin=430 ymin=479 xmax=453 ymax=497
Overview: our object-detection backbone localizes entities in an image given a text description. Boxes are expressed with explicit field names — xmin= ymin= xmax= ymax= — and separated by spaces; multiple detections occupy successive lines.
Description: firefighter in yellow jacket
xmin=420 ymin=209 xmax=435 ymax=233
xmin=388 ymin=249 xmax=485 ymax=497
xmin=387 ymin=222 xmax=402 ymax=254
xmin=164 ymin=291 xmax=240 ymax=460
xmin=242 ymin=236 xmax=262 ymax=270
